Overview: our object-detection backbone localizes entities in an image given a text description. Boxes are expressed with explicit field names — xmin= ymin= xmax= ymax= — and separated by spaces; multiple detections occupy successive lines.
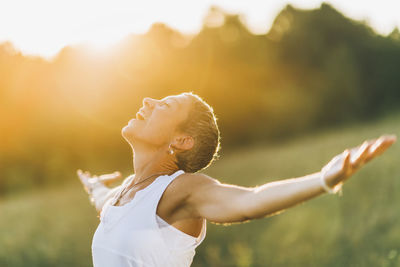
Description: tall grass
xmin=1 ymin=113 xmax=399 ymax=267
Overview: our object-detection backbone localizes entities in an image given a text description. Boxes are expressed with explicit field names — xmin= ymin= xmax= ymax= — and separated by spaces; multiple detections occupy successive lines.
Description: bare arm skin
xmin=77 ymin=170 xmax=129 ymax=212
xmin=173 ymin=135 xmax=396 ymax=224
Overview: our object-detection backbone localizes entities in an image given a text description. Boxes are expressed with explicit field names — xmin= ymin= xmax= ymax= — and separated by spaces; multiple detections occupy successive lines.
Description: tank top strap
xmin=148 ymin=170 xmax=185 ymax=214
xmin=100 ymin=170 xmax=185 ymax=230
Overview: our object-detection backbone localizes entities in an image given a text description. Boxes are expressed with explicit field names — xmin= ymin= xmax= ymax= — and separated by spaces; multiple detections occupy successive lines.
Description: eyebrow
xmin=164 ymin=97 xmax=180 ymax=108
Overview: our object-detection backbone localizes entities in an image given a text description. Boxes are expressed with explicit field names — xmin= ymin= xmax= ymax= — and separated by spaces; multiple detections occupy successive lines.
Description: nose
xmin=143 ymin=97 xmax=156 ymax=108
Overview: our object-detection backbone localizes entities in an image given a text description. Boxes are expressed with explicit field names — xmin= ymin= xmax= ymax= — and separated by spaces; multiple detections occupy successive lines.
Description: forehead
xmin=162 ymin=94 xmax=192 ymax=107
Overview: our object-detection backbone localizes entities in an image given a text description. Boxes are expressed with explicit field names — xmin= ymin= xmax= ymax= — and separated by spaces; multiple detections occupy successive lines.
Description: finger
xmin=379 ymin=134 xmax=397 ymax=142
xmin=371 ymin=136 xmax=395 ymax=153
xmin=78 ymin=170 xmax=87 ymax=177
xmin=364 ymin=139 xmax=382 ymax=163
xmin=378 ymin=135 xmax=397 ymax=149
xmin=78 ymin=170 xmax=93 ymax=183
xmin=351 ymin=141 xmax=370 ymax=168
xmin=374 ymin=134 xmax=396 ymax=148
xmin=365 ymin=135 xmax=396 ymax=162
xmin=371 ymin=140 xmax=394 ymax=157
xmin=342 ymin=149 xmax=351 ymax=175
xmin=100 ymin=172 xmax=123 ymax=186
xmin=77 ymin=173 xmax=89 ymax=188
xmin=77 ymin=169 xmax=85 ymax=179
xmin=78 ymin=172 xmax=88 ymax=181
xmin=349 ymin=142 xmax=364 ymax=163
xmin=100 ymin=172 xmax=121 ymax=180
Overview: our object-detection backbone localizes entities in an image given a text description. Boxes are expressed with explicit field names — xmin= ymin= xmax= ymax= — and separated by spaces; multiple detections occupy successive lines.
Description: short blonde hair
xmin=175 ymin=92 xmax=221 ymax=173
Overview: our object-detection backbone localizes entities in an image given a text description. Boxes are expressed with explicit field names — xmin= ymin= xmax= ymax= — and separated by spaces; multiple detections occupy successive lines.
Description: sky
xmin=0 ymin=0 xmax=399 ymax=58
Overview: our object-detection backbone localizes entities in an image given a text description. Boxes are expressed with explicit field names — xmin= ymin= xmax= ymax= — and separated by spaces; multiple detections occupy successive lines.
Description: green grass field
xmin=1 ymin=113 xmax=399 ymax=267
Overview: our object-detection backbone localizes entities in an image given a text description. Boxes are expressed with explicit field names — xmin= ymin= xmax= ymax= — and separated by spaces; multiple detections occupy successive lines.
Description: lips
xmin=136 ymin=111 xmax=145 ymax=120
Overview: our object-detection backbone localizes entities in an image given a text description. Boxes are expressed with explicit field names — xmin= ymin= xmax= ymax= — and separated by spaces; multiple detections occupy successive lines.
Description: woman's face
xmin=122 ymin=94 xmax=193 ymax=148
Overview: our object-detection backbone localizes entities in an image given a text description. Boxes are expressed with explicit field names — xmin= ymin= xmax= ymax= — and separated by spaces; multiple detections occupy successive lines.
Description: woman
xmin=78 ymin=92 xmax=396 ymax=267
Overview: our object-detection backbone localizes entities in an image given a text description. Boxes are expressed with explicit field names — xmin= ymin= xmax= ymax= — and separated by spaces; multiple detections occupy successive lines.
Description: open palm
xmin=77 ymin=170 xmax=122 ymax=194
xmin=321 ymin=134 xmax=397 ymax=191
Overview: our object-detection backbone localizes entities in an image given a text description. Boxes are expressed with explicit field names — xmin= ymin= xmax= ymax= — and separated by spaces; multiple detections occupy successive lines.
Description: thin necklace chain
xmin=113 ymin=171 xmax=175 ymax=205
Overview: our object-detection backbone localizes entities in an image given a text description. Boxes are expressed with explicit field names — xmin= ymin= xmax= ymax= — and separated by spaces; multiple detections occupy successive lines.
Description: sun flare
xmin=0 ymin=0 xmax=399 ymax=58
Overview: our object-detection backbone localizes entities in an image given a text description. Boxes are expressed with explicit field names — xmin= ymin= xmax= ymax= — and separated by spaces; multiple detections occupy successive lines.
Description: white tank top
xmin=91 ymin=170 xmax=207 ymax=267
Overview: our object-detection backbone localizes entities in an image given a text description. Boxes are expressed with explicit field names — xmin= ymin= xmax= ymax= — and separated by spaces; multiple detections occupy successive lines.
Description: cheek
xmin=146 ymin=125 xmax=171 ymax=142
xmin=144 ymin=119 xmax=175 ymax=142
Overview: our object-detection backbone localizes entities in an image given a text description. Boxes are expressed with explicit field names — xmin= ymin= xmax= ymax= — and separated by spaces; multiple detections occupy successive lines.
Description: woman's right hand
xmin=77 ymin=170 xmax=122 ymax=194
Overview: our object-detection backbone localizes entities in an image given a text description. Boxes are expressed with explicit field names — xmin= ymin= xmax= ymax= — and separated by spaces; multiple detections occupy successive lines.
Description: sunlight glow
xmin=0 ymin=0 xmax=399 ymax=58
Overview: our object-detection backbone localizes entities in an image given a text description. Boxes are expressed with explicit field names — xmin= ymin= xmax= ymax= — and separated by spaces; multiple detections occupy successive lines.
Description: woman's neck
xmin=132 ymin=145 xmax=178 ymax=183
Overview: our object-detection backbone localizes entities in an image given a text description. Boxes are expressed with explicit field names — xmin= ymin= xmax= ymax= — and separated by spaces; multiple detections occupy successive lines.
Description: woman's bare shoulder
xmin=165 ymin=172 xmax=220 ymax=199
xmin=159 ymin=172 xmax=221 ymax=219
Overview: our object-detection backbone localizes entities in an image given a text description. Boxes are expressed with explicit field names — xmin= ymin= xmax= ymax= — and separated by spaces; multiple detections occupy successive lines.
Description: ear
xmin=171 ymin=134 xmax=194 ymax=152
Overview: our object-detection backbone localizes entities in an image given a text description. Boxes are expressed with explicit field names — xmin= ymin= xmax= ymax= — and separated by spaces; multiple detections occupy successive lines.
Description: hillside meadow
xmin=0 ymin=112 xmax=399 ymax=267
xmin=2 ymin=4 xmax=400 ymax=195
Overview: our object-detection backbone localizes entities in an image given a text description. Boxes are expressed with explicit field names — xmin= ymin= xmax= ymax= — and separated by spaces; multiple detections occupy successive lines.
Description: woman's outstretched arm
xmin=77 ymin=170 xmax=130 ymax=212
xmin=178 ymin=135 xmax=396 ymax=224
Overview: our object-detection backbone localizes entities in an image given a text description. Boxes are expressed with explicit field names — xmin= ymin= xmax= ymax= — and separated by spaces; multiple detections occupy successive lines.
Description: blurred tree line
xmin=0 ymin=3 xmax=399 ymax=193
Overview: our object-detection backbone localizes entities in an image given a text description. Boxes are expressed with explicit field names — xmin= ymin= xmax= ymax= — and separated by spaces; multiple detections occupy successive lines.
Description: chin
xmin=121 ymin=125 xmax=135 ymax=143
xmin=121 ymin=125 xmax=129 ymax=136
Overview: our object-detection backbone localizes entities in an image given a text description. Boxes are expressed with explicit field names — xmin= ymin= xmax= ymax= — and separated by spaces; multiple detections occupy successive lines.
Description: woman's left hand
xmin=321 ymin=134 xmax=397 ymax=190
xmin=77 ymin=170 xmax=122 ymax=194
